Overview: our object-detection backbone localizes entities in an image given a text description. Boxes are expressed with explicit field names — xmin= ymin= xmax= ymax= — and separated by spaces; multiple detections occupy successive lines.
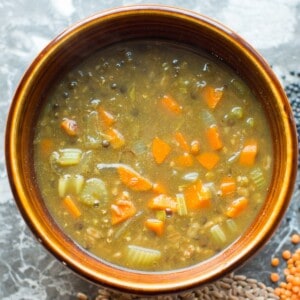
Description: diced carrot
xmin=105 ymin=128 xmax=125 ymax=149
xmin=190 ymin=140 xmax=201 ymax=155
xmin=152 ymin=182 xmax=168 ymax=194
xmin=145 ymin=218 xmax=164 ymax=236
xmin=117 ymin=166 xmax=153 ymax=191
xmin=220 ymin=177 xmax=236 ymax=196
xmin=206 ymin=125 xmax=223 ymax=150
xmin=111 ymin=199 xmax=136 ymax=225
xmin=160 ymin=95 xmax=182 ymax=114
xmin=39 ymin=138 xmax=55 ymax=158
xmin=152 ymin=137 xmax=171 ymax=164
xmin=226 ymin=196 xmax=248 ymax=218
xmin=63 ymin=195 xmax=81 ymax=218
xmin=173 ymin=152 xmax=194 ymax=167
xmin=239 ymin=139 xmax=258 ymax=166
xmin=98 ymin=107 xmax=115 ymax=127
xmin=184 ymin=180 xmax=202 ymax=208
xmin=197 ymin=152 xmax=220 ymax=170
xmin=174 ymin=132 xmax=190 ymax=152
xmin=148 ymin=194 xmax=177 ymax=212
xmin=60 ymin=118 xmax=78 ymax=136
xmin=184 ymin=180 xmax=211 ymax=210
xmin=202 ymin=86 xmax=223 ymax=109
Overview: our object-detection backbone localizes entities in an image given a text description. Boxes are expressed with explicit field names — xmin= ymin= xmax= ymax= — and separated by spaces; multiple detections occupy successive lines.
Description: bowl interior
xmin=6 ymin=5 xmax=298 ymax=294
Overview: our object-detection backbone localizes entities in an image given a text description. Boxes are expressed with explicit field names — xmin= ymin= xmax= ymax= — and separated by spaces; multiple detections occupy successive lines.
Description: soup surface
xmin=34 ymin=40 xmax=273 ymax=271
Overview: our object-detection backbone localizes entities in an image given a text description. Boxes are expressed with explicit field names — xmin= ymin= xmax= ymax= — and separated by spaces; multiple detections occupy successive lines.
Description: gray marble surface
xmin=0 ymin=0 xmax=299 ymax=299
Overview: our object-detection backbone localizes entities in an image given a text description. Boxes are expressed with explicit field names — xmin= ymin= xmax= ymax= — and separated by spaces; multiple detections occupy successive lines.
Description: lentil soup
xmin=33 ymin=40 xmax=273 ymax=271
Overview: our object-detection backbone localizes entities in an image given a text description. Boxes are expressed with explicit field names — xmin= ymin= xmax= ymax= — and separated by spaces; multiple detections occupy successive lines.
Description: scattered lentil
xmin=270 ymin=273 xmax=280 ymax=283
xmin=271 ymin=233 xmax=300 ymax=299
xmin=282 ymin=250 xmax=292 ymax=260
xmin=291 ymin=234 xmax=300 ymax=245
xmin=272 ymin=257 xmax=280 ymax=267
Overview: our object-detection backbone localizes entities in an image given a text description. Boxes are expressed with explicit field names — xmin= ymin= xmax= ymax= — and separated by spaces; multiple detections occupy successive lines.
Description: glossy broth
xmin=34 ymin=40 xmax=273 ymax=271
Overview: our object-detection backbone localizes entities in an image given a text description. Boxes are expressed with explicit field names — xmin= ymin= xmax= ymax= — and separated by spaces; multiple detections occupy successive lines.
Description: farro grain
xmin=77 ymin=272 xmax=280 ymax=300
xmin=246 ymin=278 xmax=258 ymax=284
xmin=257 ymin=282 xmax=266 ymax=289
xmin=209 ymin=290 xmax=223 ymax=298
xmin=234 ymin=275 xmax=246 ymax=281
xmin=216 ymin=281 xmax=231 ymax=289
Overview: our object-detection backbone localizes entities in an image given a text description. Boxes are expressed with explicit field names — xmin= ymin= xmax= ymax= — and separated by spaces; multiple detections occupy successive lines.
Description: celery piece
xmin=210 ymin=224 xmax=226 ymax=244
xmin=58 ymin=174 xmax=85 ymax=197
xmin=58 ymin=174 xmax=71 ymax=197
xmin=114 ymin=211 xmax=143 ymax=239
xmin=199 ymin=109 xmax=216 ymax=127
xmin=226 ymin=219 xmax=238 ymax=232
xmin=176 ymin=193 xmax=188 ymax=216
xmin=182 ymin=172 xmax=199 ymax=182
xmin=84 ymin=111 xmax=102 ymax=148
xmin=73 ymin=175 xmax=85 ymax=194
xmin=128 ymin=84 xmax=136 ymax=101
xmin=79 ymin=178 xmax=107 ymax=206
xmin=156 ymin=210 xmax=166 ymax=222
xmin=250 ymin=167 xmax=265 ymax=190
xmin=56 ymin=149 xmax=82 ymax=166
xmin=230 ymin=78 xmax=248 ymax=97
xmin=126 ymin=245 xmax=161 ymax=268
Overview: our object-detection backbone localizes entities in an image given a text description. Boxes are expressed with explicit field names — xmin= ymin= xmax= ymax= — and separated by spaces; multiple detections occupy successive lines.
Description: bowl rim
xmin=5 ymin=4 xmax=298 ymax=295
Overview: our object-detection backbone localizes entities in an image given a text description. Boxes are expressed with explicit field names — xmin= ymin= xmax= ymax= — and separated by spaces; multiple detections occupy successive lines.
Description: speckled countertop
xmin=0 ymin=1 xmax=299 ymax=299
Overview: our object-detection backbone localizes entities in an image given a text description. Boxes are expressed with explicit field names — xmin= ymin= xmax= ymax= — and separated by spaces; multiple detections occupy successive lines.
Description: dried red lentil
xmin=272 ymin=233 xmax=300 ymax=299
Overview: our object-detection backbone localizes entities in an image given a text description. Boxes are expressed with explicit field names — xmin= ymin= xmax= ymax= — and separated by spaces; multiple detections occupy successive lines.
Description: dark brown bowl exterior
xmin=5 ymin=5 xmax=298 ymax=295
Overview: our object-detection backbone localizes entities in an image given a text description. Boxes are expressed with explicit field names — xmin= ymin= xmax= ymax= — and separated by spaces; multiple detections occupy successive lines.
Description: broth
xmin=33 ymin=40 xmax=273 ymax=271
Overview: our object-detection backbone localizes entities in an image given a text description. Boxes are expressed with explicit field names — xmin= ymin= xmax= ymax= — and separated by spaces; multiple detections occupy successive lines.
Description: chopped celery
xmin=226 ymin=219 xmax=238 ymax=232
xmin=250 ymin=167 xmax=265 ymax=190
xmin=114 ymin=212 xmax=143 ymax=239
xmin=210 ymin=224 xmax=226 ymax=244
xmin=52 ymin=148 xmax=82 ymax=166
xmin=176 ymin=193 xmax=188 ymax=216
xmin=79 ymin=178 xmax=108 ymax=206
xmin=230 ymin=78 xmax=248 ymax=97
xmin=58 ymin=174 xmax=84 ymax=197
xmin=199 ymin=109 xmax=216 ymax=127
xmin=132 ymin=141 xmax=147 ymax=155
xmin=97 ymin=163 xmax=126 ymax=170
xmin=73 ymin=175 xmax=85 ymax=194
xmin=156 ymin=210 xmax=166 ymax=222
xmin=182 ymin=172 xmax=199 ymax=182
xmin=126 ymin=245 xmax=161 ymax=268
xmin=128 ymin=84 xmax=136 ymax=101
xmin=50 ymin=150 xmax=92 ymax=175
xmin=58 ymin=174 xmax=70 ymax=197
xmin=84 ymin=111 xmax=102 ymax=148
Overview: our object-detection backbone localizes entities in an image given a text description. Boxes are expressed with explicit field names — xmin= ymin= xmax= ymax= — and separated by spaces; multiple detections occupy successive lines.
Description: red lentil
xmin=291 ymin=234 xmax=300 ymax=245
xmin=271 ymin=272 xmax=280 ymax=282
xmin=271 ymin=234 xmax=300 ymax=299
xmin=282 ymin=250 xmax=292 ymax=260
xmin=272 ymin=257 xmax=280 ymax=267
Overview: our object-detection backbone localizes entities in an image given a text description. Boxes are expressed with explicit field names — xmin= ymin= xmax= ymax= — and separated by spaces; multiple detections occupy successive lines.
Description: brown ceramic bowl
xmin=5 ymin=5 xmax=298 ymax=295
